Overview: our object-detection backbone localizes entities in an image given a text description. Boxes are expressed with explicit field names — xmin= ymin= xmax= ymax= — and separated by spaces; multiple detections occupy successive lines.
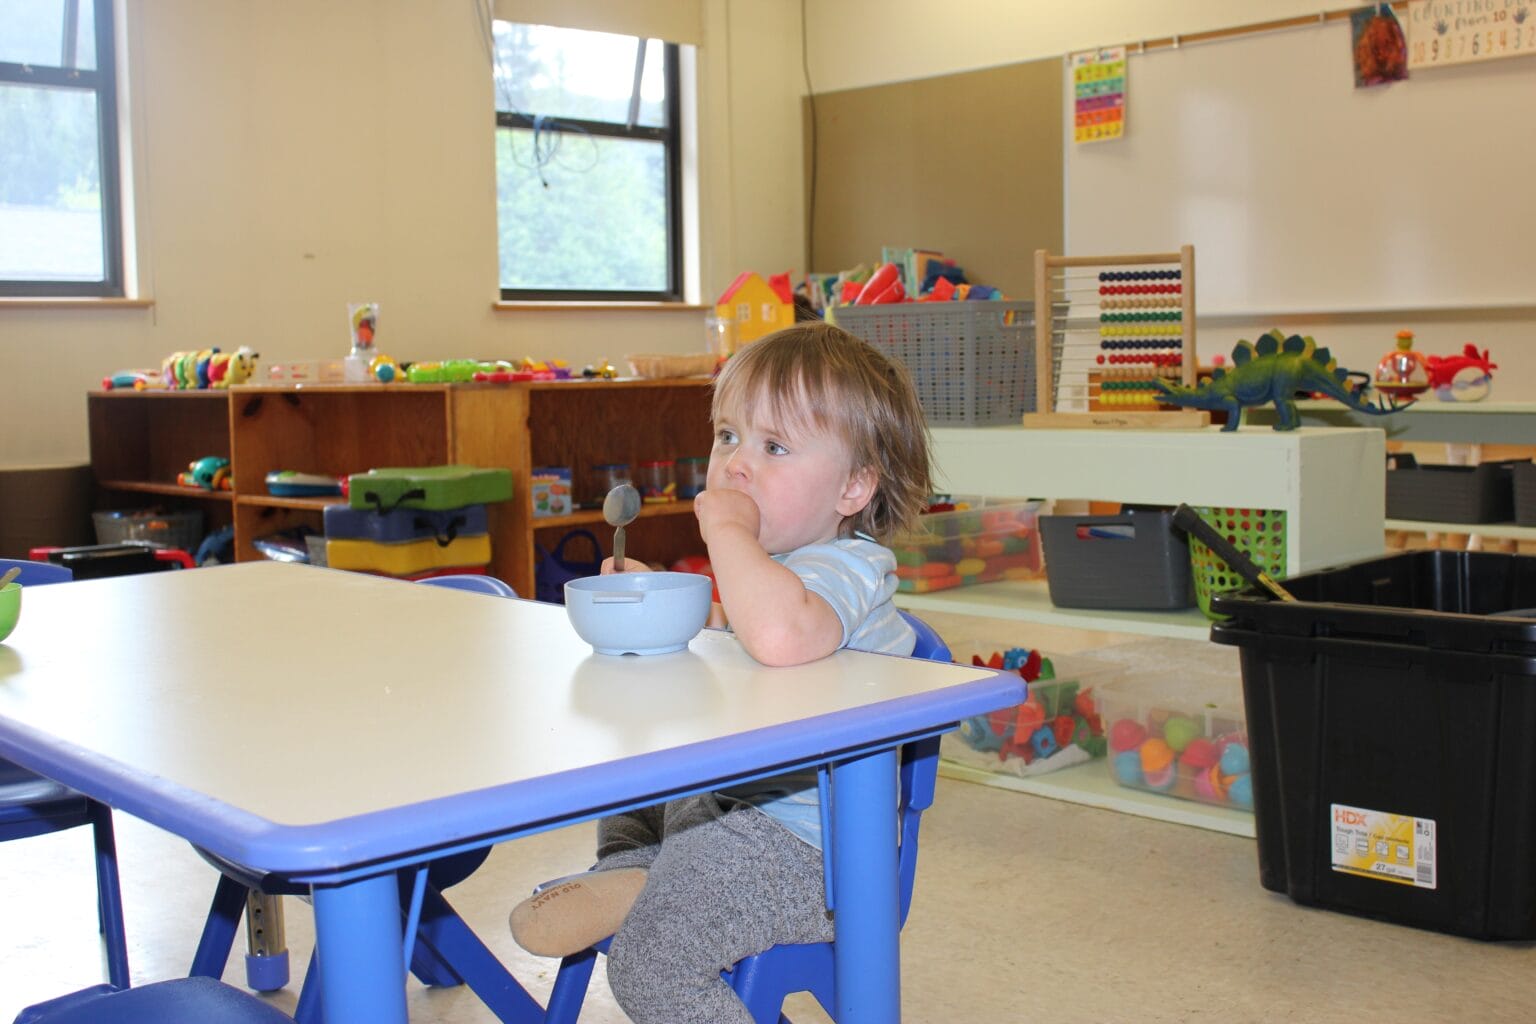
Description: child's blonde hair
xmin=710 ymin=321 xmax=932 ymax=543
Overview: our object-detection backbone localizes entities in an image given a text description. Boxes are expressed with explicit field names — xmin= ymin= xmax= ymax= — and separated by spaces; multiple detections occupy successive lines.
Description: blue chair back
xmin=416 ymin=573 xmax=519 ymax=599
xmin=900 ymin=609 xmax=951 ymax=662
xmin=0 ymin=559 xmax=126 ymax=990
xmin=544 ymin=611 xmax=953 ymax=1024
xmin=0 ymin=558 xmax=73 ymax=586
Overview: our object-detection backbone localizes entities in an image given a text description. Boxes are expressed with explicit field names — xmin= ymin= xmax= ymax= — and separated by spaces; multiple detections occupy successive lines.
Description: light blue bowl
xmin=565 ymin=572 xmax=712 ymax=656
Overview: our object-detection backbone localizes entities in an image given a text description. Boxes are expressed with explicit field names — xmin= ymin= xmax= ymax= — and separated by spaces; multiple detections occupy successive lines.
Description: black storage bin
xmin=1209 ymin=551 xmax=1536 ymax=939
xmin=1384 ymin=455 xmax=1524 ymax=523
xmin=1040 ymin=510 xmax=1194 ymax=610
xmin=1515 ymin=462 xmax=1536 ymax=528
xmin=41 ymin=542 xmax=183 ymax=580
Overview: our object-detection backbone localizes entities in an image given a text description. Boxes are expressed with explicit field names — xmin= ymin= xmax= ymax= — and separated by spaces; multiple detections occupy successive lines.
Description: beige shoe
xmin=508 ymin=868 xmax=648 ymax=957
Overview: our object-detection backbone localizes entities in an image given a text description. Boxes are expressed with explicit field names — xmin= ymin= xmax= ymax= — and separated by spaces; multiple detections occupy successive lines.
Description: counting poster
xmin=1072 ymin=47 xmax=1126 ymax=143
xmin=1407 ymin=0 xmax=1536 ymax=68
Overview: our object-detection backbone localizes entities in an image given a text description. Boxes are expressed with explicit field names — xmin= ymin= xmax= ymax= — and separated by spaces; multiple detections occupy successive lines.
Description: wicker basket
xmin=625 ymin=352 xmax=720 ymax=379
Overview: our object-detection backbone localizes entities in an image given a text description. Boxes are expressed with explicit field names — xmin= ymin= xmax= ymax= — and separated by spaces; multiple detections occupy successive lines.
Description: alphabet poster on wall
xmin=1408 ymin=0 xmax=1536 ymax=68
xmin=1072 ymin=47 xmax=1125 ymax=143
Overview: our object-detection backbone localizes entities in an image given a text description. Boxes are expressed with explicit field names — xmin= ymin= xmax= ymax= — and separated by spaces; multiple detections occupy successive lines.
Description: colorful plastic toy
xmin=265 ymin=471 xmax=343 ymax=497
xmin=178 ymin=456 xmax=231 ymax=491
xmin=1374 ymin=329 xmax=1431 ymax=398
xmin=1156 ymin=329 xmax=1412 ymax=430
xmin=102 ymin=368 xmax=167 ymax=391
xmin=1424 ymin=343 xmax=1497 ymax=402
xmin=369 ymin=353 xmax=399 ymax=383
xmin=208 ymin=346 xmax=259 ymax=388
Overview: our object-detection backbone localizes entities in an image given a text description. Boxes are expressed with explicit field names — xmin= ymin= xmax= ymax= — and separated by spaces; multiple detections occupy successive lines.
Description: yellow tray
xmin=325 ymin=534 xmax=492 ymax=575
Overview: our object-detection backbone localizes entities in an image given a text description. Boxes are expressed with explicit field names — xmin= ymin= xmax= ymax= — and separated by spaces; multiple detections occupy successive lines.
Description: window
xmin=0 ymin=0 xmax=123 ymax=297
xmin=490 ymin=22 xmax=682 ymax=302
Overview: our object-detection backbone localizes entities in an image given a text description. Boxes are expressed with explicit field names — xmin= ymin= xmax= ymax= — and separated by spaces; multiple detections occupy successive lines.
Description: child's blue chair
xmin=187 ymin=573 xmax=541 ymax=1024
xmin=12 ymin=976 xmax=293 ymax=1023
xmin=541 ymin=610 xmax=953 ymax=1024
xmin=0 ymin=559 xmax=131 ymax=991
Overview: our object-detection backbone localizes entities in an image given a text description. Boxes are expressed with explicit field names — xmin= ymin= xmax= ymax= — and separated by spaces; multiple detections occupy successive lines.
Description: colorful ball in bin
xmin=1113 ymin=750 xmax=1144 ymax=786
xmin=1162 ymin=715 xmax=1201 ymax=753
xmin=1219 ymin=741 xmax=1251 ymax=776
xmin=1227 ymin=773 xmax=1254 ymax=809
xmin=1179 ymin=736 xmax=1220 ymax=771
xmin=1143 ymin=762 xmax=1178 ymax=792
xmin=1139 ymin=738 xmax=1177 ymax=791
xmin=1193 ymin=767 xmax=1220 ymax=802
xmin=1205 ymin=763 xmax=1230 ymax=800
xmin=1110 ymin=718 xmax=1147 ymax=752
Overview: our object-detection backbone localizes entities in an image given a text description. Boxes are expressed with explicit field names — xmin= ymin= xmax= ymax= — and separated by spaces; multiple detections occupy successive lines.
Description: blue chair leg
xmin=89 ymin=803 xmax=130 ymax=989
xmin=394 ymin=871 xmax=462 ymax=989
xmin=294 ymin=948 xmax=323 ymax=1024
xmin=543 ymin=948 xmax=599 ymax=1024
xmin=190 ymin=873 xmax=250 ymax=978
xmin=410 ymin=886 xmax=545 ymax=1022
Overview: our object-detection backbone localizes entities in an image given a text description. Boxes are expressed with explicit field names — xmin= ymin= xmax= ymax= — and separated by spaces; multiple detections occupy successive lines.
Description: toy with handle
xmin=1171 ymin=504 xmax=1295 ymax=602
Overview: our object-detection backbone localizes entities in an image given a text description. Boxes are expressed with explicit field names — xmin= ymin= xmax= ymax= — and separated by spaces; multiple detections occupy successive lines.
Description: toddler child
xmin=511 ymin=320 xmax=933 ymax=1024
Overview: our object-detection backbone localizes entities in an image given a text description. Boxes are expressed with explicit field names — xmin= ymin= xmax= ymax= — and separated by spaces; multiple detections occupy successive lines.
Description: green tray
xmin=347 ymin=465 xmax=513 ymax=512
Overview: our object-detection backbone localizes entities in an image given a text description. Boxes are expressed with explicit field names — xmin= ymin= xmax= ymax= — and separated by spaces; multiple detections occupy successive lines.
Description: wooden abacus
xmin=1023 ymin=245 xmax=1209 ymax=428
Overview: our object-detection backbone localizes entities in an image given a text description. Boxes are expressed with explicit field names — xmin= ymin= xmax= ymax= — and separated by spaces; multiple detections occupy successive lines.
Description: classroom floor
xmin=7 ymin=773 xmax=1536 ymax=1021
xmin=5 ymin=619 xmax=1535 ymax=1022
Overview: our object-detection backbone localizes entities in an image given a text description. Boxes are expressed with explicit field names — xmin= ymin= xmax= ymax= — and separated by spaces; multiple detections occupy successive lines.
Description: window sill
xmin=493 ymin=301 xmax=710 ymax=313
xmin=0 ymin=297 xmax=154 ymax=310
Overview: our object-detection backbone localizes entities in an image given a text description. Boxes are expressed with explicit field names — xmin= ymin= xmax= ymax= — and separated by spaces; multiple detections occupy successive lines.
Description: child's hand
xmin=599 ymin=556 xmax=649 ymax=574
xmin=694 ymin=488 xmax=761 ymax=545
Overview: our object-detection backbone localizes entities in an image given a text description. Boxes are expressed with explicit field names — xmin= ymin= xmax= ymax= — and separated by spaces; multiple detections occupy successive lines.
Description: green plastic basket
xmin=1189 ymin=507 xmax=1288 ymax=621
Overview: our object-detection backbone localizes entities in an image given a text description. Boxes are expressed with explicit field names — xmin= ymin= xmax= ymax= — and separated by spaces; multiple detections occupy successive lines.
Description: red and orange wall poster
xmin=1072 ymin=47 xmax=1126 ymax=144
xmin=1408 ymin=0 xmax=1535 ymax=68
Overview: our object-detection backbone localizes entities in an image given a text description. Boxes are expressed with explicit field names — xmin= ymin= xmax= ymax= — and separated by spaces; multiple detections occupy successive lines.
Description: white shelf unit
xmin=896 ymin=578 xmax=1210 ymax=641
xmin=928 ymin=425 xmax=1385 ymax=575
xmin=941 ymin=760 xmax=1257 ymax=837
xmin=910 ymin=425 xmax=1386 ymax=833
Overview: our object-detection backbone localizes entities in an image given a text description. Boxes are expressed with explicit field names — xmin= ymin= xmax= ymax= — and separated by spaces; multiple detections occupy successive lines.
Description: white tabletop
xmin=0 ymin=562 xmax=1015 ymax=876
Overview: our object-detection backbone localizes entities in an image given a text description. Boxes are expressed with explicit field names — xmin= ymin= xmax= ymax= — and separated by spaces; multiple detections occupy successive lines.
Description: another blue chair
xmin=542 ymin=610 xmax=953 ymax=1024
xmin=188 ymin=573 xmax=542 ymax=1023
xmin=13 ymin=977 xmax=292 ymax=1023
xmin=0 ymin=559 xmax=130 ymax=990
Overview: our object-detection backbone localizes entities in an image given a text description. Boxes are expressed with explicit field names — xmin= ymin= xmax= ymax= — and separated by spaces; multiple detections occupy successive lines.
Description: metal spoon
xmin=603 ymin=483 xmax=641 ymax=572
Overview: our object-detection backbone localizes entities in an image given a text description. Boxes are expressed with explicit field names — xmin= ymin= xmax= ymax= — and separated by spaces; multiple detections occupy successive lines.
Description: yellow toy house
xmin=715 ymin=271 xmax=794 ymax=345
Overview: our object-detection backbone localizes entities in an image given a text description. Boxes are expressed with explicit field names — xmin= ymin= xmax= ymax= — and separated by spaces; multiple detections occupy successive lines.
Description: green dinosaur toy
xmin=1153 ymin=329 xmax=1411 ymax=431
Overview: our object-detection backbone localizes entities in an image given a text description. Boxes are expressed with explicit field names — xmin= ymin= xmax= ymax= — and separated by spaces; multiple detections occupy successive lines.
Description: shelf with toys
xmin=894 ymin=425 xmax=1385 ymax=834
xmin=87 ymin=377 xmax=715 ymax=594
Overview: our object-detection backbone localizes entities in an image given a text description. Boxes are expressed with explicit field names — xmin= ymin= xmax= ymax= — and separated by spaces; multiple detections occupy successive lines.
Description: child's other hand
xmin=694 ymin=488 xmax=760 ymax=544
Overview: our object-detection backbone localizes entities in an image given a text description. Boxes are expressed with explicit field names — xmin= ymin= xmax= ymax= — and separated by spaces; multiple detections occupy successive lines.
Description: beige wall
xmin=804 ymin=0 xmax=1535 ymax=400
xmin=805 ymin=0 xmax=1356 ymax=91
xmin=0 ymin=0 xmax=806 ymax=466
xmin=3 ymin=0 xmax=1530 ymax=468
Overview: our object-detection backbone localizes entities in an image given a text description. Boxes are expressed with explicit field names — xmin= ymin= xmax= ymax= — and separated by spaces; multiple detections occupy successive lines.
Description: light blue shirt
xmin=719 ymin=535 xmax=914 ymax=850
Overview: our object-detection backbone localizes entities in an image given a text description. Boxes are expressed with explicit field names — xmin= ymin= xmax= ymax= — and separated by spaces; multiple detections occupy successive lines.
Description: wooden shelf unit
xmin=86 ymin=380 xmax=715 ymax=596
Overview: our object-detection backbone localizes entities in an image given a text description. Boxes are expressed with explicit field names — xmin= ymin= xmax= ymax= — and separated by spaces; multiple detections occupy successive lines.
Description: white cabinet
xmin=899 ymin=425 xmax=1387 ymax=835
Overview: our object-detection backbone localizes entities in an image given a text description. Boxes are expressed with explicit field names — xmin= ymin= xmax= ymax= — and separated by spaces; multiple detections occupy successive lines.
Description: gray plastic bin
xmin=1385 ymin=455 xmax=1524 ymax=524
xmin=1040 ymin=510 xmax=1194 ymax=610
xmin=830 ymin=302 xmax=1037 ymax=426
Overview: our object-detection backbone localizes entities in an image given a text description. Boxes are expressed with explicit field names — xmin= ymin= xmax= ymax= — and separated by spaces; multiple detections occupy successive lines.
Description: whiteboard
xmin=1065 ymin=19 xmax=1536 ymax=315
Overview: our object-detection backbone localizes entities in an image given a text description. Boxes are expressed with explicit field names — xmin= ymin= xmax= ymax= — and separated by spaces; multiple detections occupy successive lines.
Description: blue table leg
xmin=831 ymin=747 xmax=900 ymax=1023
xmin=312 ymin=873 xmax=409 ymax=1024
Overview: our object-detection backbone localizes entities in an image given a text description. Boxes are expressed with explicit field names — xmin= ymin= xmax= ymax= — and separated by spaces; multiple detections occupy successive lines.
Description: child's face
xmin=706 ymin=398 xmax=873 ymax=555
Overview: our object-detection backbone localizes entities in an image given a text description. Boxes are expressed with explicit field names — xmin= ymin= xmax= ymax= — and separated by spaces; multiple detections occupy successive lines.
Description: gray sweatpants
xmin=595 ymin=794 xmax=835 ymax=1024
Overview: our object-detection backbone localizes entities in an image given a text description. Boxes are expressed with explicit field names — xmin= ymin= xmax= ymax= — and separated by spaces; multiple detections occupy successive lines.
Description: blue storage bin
xmin=323 ymin=504 xmax=488 ymax=544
